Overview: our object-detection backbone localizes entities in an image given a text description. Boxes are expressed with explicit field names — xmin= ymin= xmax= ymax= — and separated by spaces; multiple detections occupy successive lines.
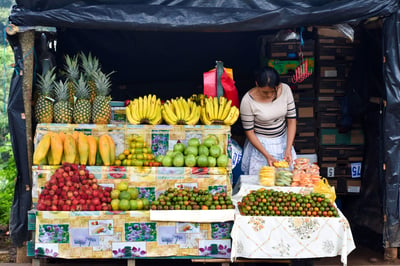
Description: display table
xmin=230 ymin=178 xmax=356 ymax=266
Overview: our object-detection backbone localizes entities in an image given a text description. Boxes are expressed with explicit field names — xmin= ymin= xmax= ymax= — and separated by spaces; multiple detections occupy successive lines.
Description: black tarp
xmin=6 ymin=0 xmax=400 ymax=248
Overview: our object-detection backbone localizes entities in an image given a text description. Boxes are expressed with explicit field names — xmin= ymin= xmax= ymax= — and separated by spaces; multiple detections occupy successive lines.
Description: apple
xmin=198 ymin=144 xmax=209 ymax=156
xmin=217 ymin=154 xmax=229 ymax=167
xmin=197 ymin=155 xmax=209 ymax=167
xmin=185 ymin=154 xmax=197 ymax=167
xmin=209 ymin=145 xmax=222 ymax=158
xmin=207 ymin=156 xmax=217 ymax=167
xmin=188 ymin=138 xmax=200 ymax=147
xmin=173 ymin=142 xmax=186 ymax=153
xmin=184 ymin=145 xmax=198 ymax=156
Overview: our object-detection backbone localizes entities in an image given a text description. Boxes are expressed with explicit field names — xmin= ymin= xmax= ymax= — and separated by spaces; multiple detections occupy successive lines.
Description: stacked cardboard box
xmin=266 ymin=38 xmax=318 ymax=154
xmin=316 ymin=28 xmax=364 ymax=194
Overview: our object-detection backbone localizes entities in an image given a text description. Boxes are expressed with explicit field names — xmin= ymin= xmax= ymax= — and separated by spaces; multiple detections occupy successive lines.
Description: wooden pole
xmin=17 ymin=29 xmax=35 ymax=264
xmin=18 ymin=29 xmax=34 ymax=184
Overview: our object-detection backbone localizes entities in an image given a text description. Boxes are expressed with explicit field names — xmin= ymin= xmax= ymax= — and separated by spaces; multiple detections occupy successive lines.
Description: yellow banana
xmin=148 ymin=95 xmax=157 ymax=120
xmin=205 ymin=97 xmax=214 ymax=121
xmin=126 ymin=103 xmax=140 ymax=124
xmin=213 ymin=97 xmax=219 ymax=120
xmin=187 ymin=105 xmax=201 ymax=125
xmin=145 ymin=95 xmax=151 ymax=118
xmin=162 ymin=109 xmax=176 ymax=125
xmin=223 ymin=106 xmax=239 ymax=125
xmin=220 ymin=99 xmax=232 ymax=120
xmin=200 ymin=106 xmax=212 ymax=125
xmin=129 ymin=100 xmax=140 ymax=121
xmin=150 ymin=104 xmax=162 ymax=125
xmin=172 ymin=99 xmax=182 ymax=121
xmin=182 ymin=97 xmax=190 ymax=120
xmin=163 ymin=102 xmax=178 ymax=124
xmin=217 ymin=97 xmax=226 ymax=120
xmin=137 ymin=96 xmax=143 ymax=119
xmin=184 ymin=102 xmax=197 ymax=124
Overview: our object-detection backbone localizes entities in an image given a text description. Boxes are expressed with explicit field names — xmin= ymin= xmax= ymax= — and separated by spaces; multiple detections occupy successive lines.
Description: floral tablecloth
xmin=231 ymin=182 xmax=356 ymax=265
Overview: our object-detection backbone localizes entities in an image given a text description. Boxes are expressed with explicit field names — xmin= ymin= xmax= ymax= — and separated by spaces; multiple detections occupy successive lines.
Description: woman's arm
xmin=244 ymin=129 xmax=277 ymax=166
xmin=284 ymin=118 xmax=296 ymax=164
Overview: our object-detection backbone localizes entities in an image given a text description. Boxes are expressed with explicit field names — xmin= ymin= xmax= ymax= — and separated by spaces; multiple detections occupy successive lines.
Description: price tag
xmin=327 ymin=167 xmax=335 ymax=178
xmin=351 ymin=162 xmax=362 ymax=178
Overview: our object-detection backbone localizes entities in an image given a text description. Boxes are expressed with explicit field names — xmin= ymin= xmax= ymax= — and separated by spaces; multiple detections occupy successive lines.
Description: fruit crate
xmin=32 ymin=165 xmax=233 ymax=207
xmin=34 ymin=124 xmax=233 ymax=162
xmin=32 ymin=210 xmax=233 ymax=259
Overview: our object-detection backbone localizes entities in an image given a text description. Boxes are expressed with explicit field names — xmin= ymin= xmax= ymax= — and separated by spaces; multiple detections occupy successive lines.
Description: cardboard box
xmin=298 ymin=106 xmax=314 ymax=118
xmin=318 ymin=45 xmax=355 ymax=61
xmin=347 ymin=179 xmax=361 ymax=193
xmin=320 ymin=65 xmax=351 ymax=79
xmin=320 ymin=128 xmax=364 ymax=145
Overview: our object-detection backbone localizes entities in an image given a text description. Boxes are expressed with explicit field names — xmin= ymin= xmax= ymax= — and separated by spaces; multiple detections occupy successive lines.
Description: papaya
xmin=47 ymin=147 xmax=54 ymax=165
xmin=63 ymin=133 xmax=77 ymax=164
xmin=78 ymin=132 xmax=89 ymax=165
xmin=86 ymin=135 xmax=97 ymax=166
xmin=72 ymin=131 xmax=80 ymax=164
xmin=50 ymin=132 xmax=63 ymax=165
xmin=104 ymin=134 xmax=116 ymax=165
xmin=99 ymin=134 xmax=111 ymax=166
xmin=33 ymin=132 xmax=52 ymax=165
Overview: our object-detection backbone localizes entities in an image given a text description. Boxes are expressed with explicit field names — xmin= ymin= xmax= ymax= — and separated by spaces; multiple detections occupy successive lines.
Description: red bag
xmin=203 ymin=61 xmax=239 ymax=108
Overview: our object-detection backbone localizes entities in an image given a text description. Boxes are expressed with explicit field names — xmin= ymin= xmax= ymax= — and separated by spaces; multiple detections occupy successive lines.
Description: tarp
xmin=6 ymin=0 xmax=400 ymax=248
xmin=9 ymin=0 xmax=398 ymax=32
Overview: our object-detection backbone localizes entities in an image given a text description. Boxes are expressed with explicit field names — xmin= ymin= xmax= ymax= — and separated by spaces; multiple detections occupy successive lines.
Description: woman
xmin=240 ymin=66 xmax=297 ymax=175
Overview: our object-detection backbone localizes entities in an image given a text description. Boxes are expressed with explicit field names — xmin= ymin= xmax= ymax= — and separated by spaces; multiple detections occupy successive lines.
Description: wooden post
xmin=17 ymin=29 xmax=35 ymax=264
xmin=18 ymin=29 xmax=34 ymax=183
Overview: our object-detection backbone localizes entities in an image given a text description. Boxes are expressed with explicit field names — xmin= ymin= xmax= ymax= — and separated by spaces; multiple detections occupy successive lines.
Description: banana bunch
xmin=162 ymin=97 xmax=201 ymax=125
xmin=126 ymin=94 xmax=162 ymax=125
xmin=200 ymin=96 xmax=239 ymax=126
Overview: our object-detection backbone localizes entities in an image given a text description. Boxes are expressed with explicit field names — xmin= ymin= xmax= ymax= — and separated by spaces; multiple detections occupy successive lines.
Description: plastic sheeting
xmin=383 ymin=8 xmax=400 ymax=247
xmin=9 ymin=0 xmax=398 ymax=32
xmin=5 ymin=0 xmax=400 ymax=248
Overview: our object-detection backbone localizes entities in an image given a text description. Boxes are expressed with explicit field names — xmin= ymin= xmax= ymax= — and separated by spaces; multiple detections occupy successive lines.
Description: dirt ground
xmin=0 ymin=225 xmax=16 ymax=263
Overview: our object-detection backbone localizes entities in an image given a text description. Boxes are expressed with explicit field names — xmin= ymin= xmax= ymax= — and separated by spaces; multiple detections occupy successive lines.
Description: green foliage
xmin=0 ymin=45 xmax=14 ymax=113
xmin=0 ymin=114 xmax=15 ymax=226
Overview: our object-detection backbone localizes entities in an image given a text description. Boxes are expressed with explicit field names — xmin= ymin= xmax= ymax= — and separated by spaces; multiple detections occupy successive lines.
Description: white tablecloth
xmin=231 ymin=178 xmax=356 ymax=265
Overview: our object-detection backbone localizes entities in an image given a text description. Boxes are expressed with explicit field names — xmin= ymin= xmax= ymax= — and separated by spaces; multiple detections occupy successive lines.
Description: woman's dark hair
xmin=255 ymin=66 xmax=280 ymax=88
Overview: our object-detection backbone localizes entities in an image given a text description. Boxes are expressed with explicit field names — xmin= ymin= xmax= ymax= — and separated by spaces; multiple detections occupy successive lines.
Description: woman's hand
xmin=284 ymin=148 xmax=292 ymax=165
xmin=266 ymin=154 xmax=277 ymax=166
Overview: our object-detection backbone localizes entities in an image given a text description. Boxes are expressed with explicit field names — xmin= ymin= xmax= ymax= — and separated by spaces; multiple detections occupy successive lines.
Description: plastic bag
xmin=203 ymin=61 xmax=239 ymax=108
xmin=313 ymin=178 xmax=336 ymax=203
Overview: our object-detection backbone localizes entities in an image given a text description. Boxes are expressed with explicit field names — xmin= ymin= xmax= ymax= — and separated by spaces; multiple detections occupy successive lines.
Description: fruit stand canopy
xmin=9 ymin=0 xmax=398 ymax=31
xmin=7 ymin=0 xmax=400 ymax=249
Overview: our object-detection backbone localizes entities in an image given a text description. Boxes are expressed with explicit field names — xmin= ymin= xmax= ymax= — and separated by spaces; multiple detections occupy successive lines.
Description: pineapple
xmin=53 ymin=80 xmax=73 ymax=123
xmin=80 ymin=52 xmax=100 ymax=104
xmin=64 ymin=54 xmax=80 ymax=105
xmin=73 ymin=74 xmax=91 ymax=124
xmin=92 ymin=71 xmax=112 ymax=124
xmin=34 ymin=67 xmax=56 ymax=123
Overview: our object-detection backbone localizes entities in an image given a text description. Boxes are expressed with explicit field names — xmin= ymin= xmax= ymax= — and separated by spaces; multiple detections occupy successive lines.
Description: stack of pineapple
xmin=34 ymin=52 xmax=113 ymax=125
